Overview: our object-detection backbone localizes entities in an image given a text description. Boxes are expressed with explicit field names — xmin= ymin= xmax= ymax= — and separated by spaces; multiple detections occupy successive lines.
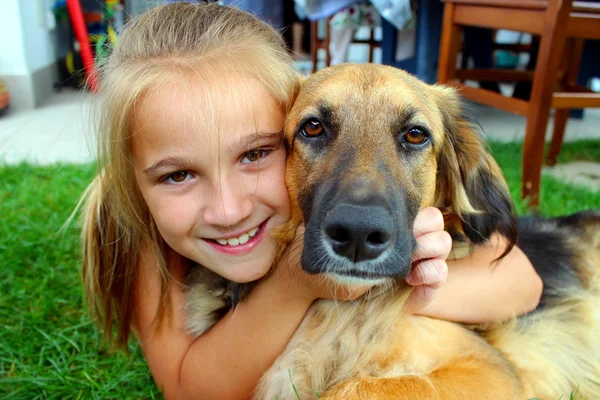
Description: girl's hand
xmin=406 ymin=207 xmax=452 ymax=314
xmin=269 ymin=224 xmax=375 ymax=303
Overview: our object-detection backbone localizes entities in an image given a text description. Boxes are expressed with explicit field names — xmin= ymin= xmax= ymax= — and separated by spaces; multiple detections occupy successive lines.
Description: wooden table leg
xmin=521 ymin=0 xmax=573 ymax=206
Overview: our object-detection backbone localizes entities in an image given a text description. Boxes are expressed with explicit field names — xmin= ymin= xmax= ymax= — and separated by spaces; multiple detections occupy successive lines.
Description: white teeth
xmin=238 ymin=234 xmax=249 ymax=244
xmin=226 ymin=237 xmax=240 ymax=246
xmin=214 ymin=225 xmax=261 ymax=246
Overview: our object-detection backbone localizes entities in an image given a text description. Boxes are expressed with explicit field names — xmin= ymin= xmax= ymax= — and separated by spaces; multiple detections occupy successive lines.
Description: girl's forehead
xmin=138 ymin=73 xmax=281 ymax=127
xmin=131 ymin=74 xmax=284 ymax=158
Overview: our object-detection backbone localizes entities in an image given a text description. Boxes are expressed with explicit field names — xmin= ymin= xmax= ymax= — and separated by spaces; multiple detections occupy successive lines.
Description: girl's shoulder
xmin=135 ymin=243 xmax=228 ymax=338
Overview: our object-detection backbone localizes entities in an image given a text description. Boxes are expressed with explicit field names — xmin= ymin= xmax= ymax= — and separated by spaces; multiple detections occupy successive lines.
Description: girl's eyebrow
xmin=143 ymin=156 xmax=196 ymax=175
xmin=143 ymin=132 xmax=282 ymax=175
xmin=229 ymin=131 xmax=282 ymax=155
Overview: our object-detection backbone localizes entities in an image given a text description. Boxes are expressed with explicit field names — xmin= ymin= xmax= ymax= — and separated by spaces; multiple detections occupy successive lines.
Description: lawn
xmin=1 ymin=140 xmax=599 ymax=399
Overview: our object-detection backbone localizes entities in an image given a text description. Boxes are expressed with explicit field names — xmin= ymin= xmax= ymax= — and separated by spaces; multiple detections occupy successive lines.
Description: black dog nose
xmin=324 ymin=204 xmax=393 ymax=262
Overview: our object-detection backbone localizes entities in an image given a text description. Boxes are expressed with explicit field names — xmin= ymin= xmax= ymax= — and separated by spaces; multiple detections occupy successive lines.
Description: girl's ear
xmin=433 ymin=86 xmax=517 ymax=253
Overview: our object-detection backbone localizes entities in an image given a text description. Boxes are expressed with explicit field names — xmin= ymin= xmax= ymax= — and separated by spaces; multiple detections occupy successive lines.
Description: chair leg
xmin=545 ymin=39 xmax=585 ymax=166
xmin=521 ymin=0 xmax=573 ymax=207
xmin=546 ymin=110 xmax=569 ymax=166
xmin=310 ymin=21 xmax=319 ymax=73
xmin=522 ymin=109 xmax=552 ymax=207
xmin=437 ymin=3 xmax=461 ymax=83
xmin=368 ymin=27 xmax=375 ymax=63
xmin=324 ymin=19 xmax=332 ymax=67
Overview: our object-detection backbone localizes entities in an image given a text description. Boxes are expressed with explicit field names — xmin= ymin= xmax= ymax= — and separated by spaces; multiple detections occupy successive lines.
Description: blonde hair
xmin=82 ymin=2 xmax=299 ymax=348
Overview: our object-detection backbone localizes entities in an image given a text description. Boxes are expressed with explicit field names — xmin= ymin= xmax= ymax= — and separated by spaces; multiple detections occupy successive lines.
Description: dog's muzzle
xmin=324 ymin=203 xmax=393 ymax=263
xmin=301 ymin=183 xmax=415 ymax=280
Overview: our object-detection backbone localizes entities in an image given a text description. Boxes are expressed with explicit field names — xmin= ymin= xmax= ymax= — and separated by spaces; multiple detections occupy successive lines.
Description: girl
xmin=82 ymin=3 xmax=542 ymax=399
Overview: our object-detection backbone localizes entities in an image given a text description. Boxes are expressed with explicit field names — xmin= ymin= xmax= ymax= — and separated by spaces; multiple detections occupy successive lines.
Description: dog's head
xmin=282 ymin=64 xmax=516 ymax=284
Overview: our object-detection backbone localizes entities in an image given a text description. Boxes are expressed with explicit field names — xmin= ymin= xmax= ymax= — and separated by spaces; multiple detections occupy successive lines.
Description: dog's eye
xmin=301 ymin=119 xmax=324 ymax=138
xmin=403 ymin=128 xmax=429 ymax=146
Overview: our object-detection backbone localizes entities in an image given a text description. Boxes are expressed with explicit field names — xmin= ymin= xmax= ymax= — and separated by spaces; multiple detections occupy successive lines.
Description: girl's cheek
xmin=151 ymin=191 xmax=198 ymax=229
xmin=250 ymin=165 xmax=286 ymax=195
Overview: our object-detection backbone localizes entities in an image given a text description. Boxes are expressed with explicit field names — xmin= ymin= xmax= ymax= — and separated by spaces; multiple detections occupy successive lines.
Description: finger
xmin=412 ymin=230 xmax=452 ymax=262
xmin=413 ymin=207 xmax=444 ymax=238
xmin=405 ymin=259 xmax=448 ymax=288
xmin=406 ymin=285 xmax=438 ymax=314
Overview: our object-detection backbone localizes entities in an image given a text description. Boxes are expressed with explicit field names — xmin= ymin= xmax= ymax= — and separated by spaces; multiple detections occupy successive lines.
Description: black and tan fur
xmin=187 ymin=64 xmax=600 ymax=399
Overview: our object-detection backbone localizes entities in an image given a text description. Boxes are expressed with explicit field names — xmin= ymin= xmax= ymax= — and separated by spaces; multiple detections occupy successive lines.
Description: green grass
xmin=1 ymin=140 xmax=599 ymax=399
xmin=0 ymin=164 xmax=161 ymax=399
xmin=552 ymin=139 xmax=600 ymax=163
xmin=490 ymin=140 xmax=600 ymax=215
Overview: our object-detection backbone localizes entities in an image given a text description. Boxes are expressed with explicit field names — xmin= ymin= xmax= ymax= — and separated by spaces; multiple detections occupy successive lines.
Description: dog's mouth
xmin=333 ymin=269 xmax=393 ymax=279
xmin=300 ymin=234 xmax=414 ymax=281
xmin=330 ymin=269 xmax=394 ymax=283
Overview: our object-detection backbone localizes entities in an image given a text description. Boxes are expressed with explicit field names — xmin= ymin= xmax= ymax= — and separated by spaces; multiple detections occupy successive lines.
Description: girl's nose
xmin=202 ymin=179 xmax=254 ymax=228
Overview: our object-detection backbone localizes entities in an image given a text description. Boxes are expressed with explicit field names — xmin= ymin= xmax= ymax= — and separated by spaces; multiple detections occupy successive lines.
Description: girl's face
xmin=132 ymin=75 xmax=291 ymax=283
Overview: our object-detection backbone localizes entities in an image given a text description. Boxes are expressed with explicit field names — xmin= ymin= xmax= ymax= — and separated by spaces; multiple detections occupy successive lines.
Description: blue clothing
xmin=221 ymin=0 xmax=284 ymax=28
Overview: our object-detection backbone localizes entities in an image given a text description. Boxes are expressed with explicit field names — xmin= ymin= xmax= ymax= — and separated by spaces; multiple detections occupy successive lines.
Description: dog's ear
xmin=433 ymin=86 xmax=517 ymax=253
xmin=282 ymin=72 xmax=305 ymax=147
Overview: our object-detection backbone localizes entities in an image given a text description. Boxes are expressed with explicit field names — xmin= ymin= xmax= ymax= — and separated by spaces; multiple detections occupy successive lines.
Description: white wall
xmin=0 ymin=0 xmax=59 ymax=109
xmin=19 ymin=0 xmax=58 ymax=73
xmin=0 ymin=0 xmax=28 ymax=75
xmin=0 ymin=0 xmax=57 ymax=76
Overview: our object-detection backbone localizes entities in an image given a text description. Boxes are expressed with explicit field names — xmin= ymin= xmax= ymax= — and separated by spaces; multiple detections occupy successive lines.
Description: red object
xmin=66 ymin=0 xmax=99 ymax=92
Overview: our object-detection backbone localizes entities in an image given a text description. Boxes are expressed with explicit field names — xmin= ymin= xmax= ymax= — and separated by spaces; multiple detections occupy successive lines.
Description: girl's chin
xmin=224 ymin=271 xmax=269 ymax=283
xmin=223 ymin=260 xmax=272 ymax=283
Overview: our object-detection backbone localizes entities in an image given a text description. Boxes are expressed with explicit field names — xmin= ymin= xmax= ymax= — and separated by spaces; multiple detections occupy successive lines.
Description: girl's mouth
xmin=205 ymin=220 xmax=268 ymax=255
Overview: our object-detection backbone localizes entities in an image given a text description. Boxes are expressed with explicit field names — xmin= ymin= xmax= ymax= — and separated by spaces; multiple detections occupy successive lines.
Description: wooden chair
xmin=437 ymin=0 xmax=600 ymax=206
xmin=310 ymin=19 xmax=381 ymax=73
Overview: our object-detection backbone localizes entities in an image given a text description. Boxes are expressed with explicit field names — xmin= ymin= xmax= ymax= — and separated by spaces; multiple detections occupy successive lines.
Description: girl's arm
xmin=135 ymin=264 xmax=302 ymax=399
xmin=413 ymin=232 xmax=543 ymax=324
xmin=134 ymin=246 xmax=310 ymax=400
xmin=134 ymin=232 xmax=374 ymax=400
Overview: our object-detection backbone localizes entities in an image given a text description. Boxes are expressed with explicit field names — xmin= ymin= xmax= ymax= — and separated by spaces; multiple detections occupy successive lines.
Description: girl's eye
xmin=164 ymin=171 xmax=192 ymax=184
xmin=241 ymin=149 xmax=270 ymax=164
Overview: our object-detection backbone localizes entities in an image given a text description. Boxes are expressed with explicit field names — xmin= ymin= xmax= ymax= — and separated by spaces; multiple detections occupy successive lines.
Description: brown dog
xmin=187 ymin=64 xmax=600 ymax=399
